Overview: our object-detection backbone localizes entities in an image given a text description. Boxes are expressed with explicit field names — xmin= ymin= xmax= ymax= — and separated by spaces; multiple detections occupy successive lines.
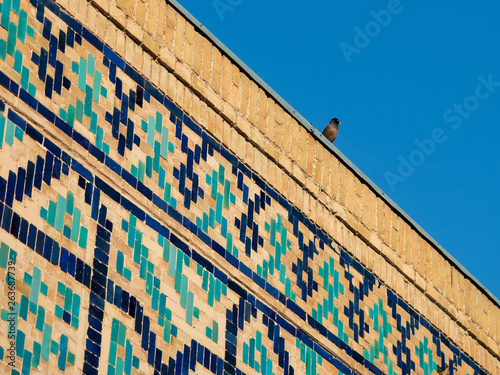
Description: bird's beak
xmin=339 ymin=122 xmax=342 ymax=124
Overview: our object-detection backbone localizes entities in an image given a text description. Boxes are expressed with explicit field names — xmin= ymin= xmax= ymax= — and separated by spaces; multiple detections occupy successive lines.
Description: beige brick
xmin=135 ymin=0 xmax=147 ymax=27
xmin=174 ymin=13 xmax=186 ymax=60
xmin=143 ymin=33 xmax=160 ymax=56
xmin=221 ymin=56 xmax=232 ymax=102
xmin=155 ymin=0 xmax=168 ymax=42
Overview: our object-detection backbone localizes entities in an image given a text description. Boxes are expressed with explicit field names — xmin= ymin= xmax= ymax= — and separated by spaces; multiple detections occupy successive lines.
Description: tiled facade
xmin=0 ymin=1 xmax=498 ymax=375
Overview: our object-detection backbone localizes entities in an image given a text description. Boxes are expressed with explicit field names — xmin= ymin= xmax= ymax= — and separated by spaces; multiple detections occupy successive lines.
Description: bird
xmin=322 ymin=118 xmax=341 ymax=142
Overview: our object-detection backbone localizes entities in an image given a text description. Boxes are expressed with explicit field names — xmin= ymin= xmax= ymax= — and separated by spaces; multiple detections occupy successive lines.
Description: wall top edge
xmin=166 ymin=0 xmax=500 ymax=308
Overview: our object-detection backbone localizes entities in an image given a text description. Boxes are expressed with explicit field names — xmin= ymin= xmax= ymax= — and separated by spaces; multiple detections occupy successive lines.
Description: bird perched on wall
xmin=322 ymin=118 xmax=341 ymax=143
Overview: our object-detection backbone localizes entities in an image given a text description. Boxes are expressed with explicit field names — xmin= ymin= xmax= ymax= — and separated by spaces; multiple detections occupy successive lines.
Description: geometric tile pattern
xmin=0 ymin=1 xmax=486 ymax=375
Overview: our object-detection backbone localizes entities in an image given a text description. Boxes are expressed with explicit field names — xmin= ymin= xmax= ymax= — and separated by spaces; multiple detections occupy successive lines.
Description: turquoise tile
xmin=212 ymin=321 xmax=218 ymax=343
xmin=28 ymin=82 xmax=35 ymax=97
xmin=75 ymin=99 xmax=83 ymax=122
xmin=147 ymin=115 xmax=155 ymax=146
xmin=67 ymin=104 xmax=75 ymax=127
xmin=19 ymin=295 xmax=28 ymax=320
xmin=159 ymin=293 xmax=166 ymax=317
xmin=124 ymin=340 xmax=133 ymax=374
xmin=13 ymin=49 xmax=22 ymax=73
xmin=7 ymin=21 xmax=17 ymax=56
xmin=90 ymin=111 xmax=98 ymax=133
xmin=64 ymin=288 xmax=73 ymax=311
xmin=0 ymin=40 xmax=5 ymax=61
xmin=163 ymin=320 xmax=171 ymax=343
xmin=146 ymin=156 xmax=152 ymax=178
xmin=168 ymin=246 xmax=176 ymax=277
xmin=50 ymin=340 xmax=58 ymax=355
xmin=116 ymin=251 xmax=124 ymax=275
xmin=17 ymin=10 xmax=27 ymax=42
xmin=93 ymin=71 xmax=101 ymax=103
xmin=218 ymin=165 xmax=225 ymax=184
xmin=116 ymin=357 xmax=124 ymax=375
xmin=54 ymin=195 xmax=67 ymax=232
xmin=202 ymin=270 xmax=208 ymax=291
xmin=21 ymin=349 xmax=32 ymax=375
xmin=78 ymin=226 xmax=88 ymax=249
xmin=158 ymin=166 xmax=165 ymax=188
xmin=153 ymin=141 xmax=160 ymax=172
xmin=221 ymin=217 xmax=227 ymax=238
xmin=151 ymin=287 xmax=159 ymax=311
xmin=16 ymin=330 xmax=25 ymax=357
xmin=66 ymin=192 xmax=74 ymax=215
xmin=32 ymin=341 xmax=41 ymax=369
xmin=256 ymin=330 xmax=261 ymax=350
xmin=164 ymin=182 xmax=171 ymax=202
xmin=180 ymin=276 xmax=188 ymax=308
xmin=243 ymin=342 xmax=249 ymax=364
xmin=58 ymin=334 xmax=68 ymax=370
xmin=185 ymin=291 xmax=194 ymax=325
xmin=42 ymin=330 xmax=52 ymax=362
xmin=223 ymin=180 xmax=230 ymax=209
xmin=47 ymin=200 xmax=57 ymax=226
xmin=57 ymin=282 xmax=65 ymax=295
xmin=176 ymin=250 xmax=183 ymax=273
xmin=156 ymin=111 xmax=163 ymax=132
xmin=14 ymin=125 xmax=22 ymax=141
xmin=78 ymin=57 xmax=87 ymax=90
xmin=59 ymin=108 xmax=67 ymax=121
xmin=174 ymin=271 xmax=182 ymax=294
xmin=55 ymin=305 xmax=63 ymax=319
xmin=0 ymin=0 xmax=11 ymax=30
xmin=63 ymin=225 xmax=71 ymax=239
xmin=5 ymin=119 xmax=14 ymax=146
xmin=35 ymin=305 xmax=45 ymax=331
xmin=111 ymin=320 xmax=119 ymax=342
xmin=226 ymin=233 xmax=233 ymax=253
xmin=215 ymin=279 xmax=221 ymax=301
xmin=211 ymin=170 xmax=218 ymax=199
xmin=117 ymin=323 xmax=126 ymax=347
xmin=67 ymin=352 xmax=75 ymax=365
xmin=84 ymin=85 xmax=92 ymax=117
xmin=30 ymin=267 xmax=41 ymax=305
xmin=40 ymin=206 xmax=47 ymax=220
xmin=0 ymin=242 xmax=8 ymax=268
xmin=0 ymin=116 xmax=5 ymax=148
xmin=29 ymin=300 xmax=37 ymax=314
xmin=138 ymin=161 xmax=145 ymax=182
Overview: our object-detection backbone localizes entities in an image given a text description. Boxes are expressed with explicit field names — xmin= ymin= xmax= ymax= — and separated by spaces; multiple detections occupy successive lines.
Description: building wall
xmin=0 ymin=0 xmax=498 ymax=374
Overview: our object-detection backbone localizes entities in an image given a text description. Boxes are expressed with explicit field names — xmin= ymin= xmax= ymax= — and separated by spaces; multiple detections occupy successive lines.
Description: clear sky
xmin=178 ymin=0 xmax=500 ymax=301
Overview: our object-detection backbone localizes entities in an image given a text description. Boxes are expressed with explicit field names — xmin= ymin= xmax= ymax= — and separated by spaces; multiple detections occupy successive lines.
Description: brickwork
xmin=0 ymin=0 xmax=498 ymax=374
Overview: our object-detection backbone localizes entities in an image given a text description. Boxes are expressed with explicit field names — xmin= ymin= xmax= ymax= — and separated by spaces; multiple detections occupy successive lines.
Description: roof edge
xmin=167 ymin=0 xmax=500 ymax=307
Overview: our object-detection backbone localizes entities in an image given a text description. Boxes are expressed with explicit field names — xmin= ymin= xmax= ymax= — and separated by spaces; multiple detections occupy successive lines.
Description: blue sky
xmin=179 ymin=1 xmax=500 ymax=301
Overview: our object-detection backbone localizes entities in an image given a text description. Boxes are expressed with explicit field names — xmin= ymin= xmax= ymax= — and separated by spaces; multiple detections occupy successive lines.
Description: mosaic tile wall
xmin=0 ymin=0 xmax=495 ymax=374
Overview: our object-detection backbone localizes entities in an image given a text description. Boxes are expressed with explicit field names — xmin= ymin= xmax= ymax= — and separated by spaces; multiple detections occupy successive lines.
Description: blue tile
xmin=83 ymin=27 xmax=103 ymax=51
